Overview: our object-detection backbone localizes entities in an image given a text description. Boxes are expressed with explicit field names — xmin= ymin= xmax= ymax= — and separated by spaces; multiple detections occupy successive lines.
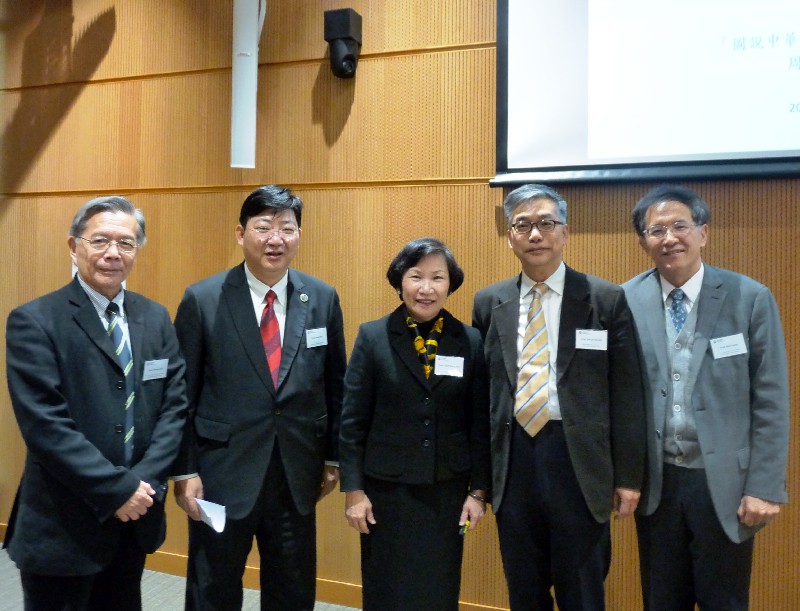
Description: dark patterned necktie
xmin=260 ymin=290 xmax=281 ymax=388
xmin=106 ymin=303 xmax=135 ymax=465
xmin=670 ymin=288 xmax=687 ymax=333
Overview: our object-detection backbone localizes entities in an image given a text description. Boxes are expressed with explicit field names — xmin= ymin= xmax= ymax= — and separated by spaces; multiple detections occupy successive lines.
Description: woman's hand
xmin=345 ymin=490 xmax=376 ymax=534
xmin=459 ymin=489 xmax=488 ymax=532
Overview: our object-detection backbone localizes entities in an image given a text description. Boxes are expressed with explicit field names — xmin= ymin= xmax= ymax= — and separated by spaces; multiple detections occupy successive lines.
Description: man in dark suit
xmin=623 ymin=185 xmax=790 ymax=610
xmin=173 ymin=185 xmax=347 ymax=610
xmin=472 ymin=184 xmax=645 ymax=611
xmin=4 ymin=196 xmax=188 ymax=611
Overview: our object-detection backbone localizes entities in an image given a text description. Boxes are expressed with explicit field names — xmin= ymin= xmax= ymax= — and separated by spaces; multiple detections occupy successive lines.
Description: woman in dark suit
xmin=339 ymin=238 xmax=491 ymax=611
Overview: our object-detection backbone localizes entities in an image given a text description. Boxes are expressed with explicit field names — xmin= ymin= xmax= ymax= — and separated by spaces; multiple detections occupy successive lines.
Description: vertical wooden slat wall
xmin=0 ymin=2 xmax=797 ymax=609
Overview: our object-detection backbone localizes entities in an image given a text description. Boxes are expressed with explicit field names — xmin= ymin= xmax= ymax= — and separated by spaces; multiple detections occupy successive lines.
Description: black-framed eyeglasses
xmin=510 ymin=219 xmax=565 ymax=235
xmin=642 ymin=221 xmax=699 ymax=240
xmin=79 ymin=236 xmax=138 ymax=254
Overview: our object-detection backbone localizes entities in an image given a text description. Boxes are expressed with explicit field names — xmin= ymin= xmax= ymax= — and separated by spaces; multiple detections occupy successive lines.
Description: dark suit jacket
xmin=4 ymin=276 xmax=187 ymax=575
xmin=339 ymin=307 xmax=491 ymax=492
xmin=623 ymin=265 xmax=790 ymax=542
xmin=173 ymin=264 xmax=346 ymax=519
xmin=472 ymin=266 xmax=645 ymax=521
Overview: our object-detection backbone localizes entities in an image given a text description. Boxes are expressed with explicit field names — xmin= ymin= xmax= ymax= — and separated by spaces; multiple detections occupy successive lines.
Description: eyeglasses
xmin=642 ymin=221 xmax=698 ymax=240
xmin=249 ymin=225 xmax=299 ymax=240
xmin=79 ymin=236 xmax=138 ymax=254
xmin=510 ymin=219 xmax=565 ymax=235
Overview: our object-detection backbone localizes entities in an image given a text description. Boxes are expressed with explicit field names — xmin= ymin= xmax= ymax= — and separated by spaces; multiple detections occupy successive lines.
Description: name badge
xmin=142 ymin=359 xmax=168 ymax=381
xmin=575 ymin=329 xmax=608 ymax=351
xmin=306 ymin=327 xmax=328 ymax=348
xmin=710 ymin=333 xmax=747 ymax=359
xmin=434 ymin=355 xmax=464 ymax=377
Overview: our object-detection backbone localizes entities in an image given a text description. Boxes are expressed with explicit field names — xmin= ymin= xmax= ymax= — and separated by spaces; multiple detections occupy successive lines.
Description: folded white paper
xmin=196 ymin=498 xmax=226 ymax=533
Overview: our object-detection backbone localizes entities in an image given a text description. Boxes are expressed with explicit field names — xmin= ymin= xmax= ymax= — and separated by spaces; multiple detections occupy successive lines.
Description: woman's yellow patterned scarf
xmin=405 ymin=314 xmax=444 ymax=379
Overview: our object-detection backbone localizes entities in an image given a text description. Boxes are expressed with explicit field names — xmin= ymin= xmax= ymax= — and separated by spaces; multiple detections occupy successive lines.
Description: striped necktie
xmin=515 ymin=284 xmax=550 ymax=437
xmin=260 ymin=290 xmax=281 ymax=389
xmin=106 ymin=303 xmax=135 ymax=465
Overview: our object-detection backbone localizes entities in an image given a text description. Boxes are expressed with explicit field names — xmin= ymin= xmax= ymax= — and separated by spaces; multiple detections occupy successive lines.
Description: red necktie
xmin=260 ymin=290 xmax=281 ymax=388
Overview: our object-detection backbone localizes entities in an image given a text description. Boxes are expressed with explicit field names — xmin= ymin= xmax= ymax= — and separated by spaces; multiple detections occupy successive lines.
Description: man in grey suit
xmin=4 ymin=196 xmax=187 ymax=611
xmin=173 ymin=185 xmax=347 ymax=610
xmin=623 ymin=184 xmax=790 ymax=610
xmin=472 ymin=184 xmax=645 ymax=610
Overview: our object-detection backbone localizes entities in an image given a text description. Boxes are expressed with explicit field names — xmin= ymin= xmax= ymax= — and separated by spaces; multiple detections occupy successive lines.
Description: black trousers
xmin=20 ymin=522 xmax=146 ymax=611
xmin=636 ymin=463 xmax=754 ymax=611
xmin=496 ymin=421 xmax=610 ymax=611
xmin=185 ymin=444 xmax=317 ymax=611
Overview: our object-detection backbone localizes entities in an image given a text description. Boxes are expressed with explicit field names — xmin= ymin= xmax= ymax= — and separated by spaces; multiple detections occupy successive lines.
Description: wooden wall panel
xmin=1 ymin=1 xmax=799 ymax=609
xmin=0 ymin=0 xmax=494 ymax=89
xmin=3 ymin=48 xmax=494 ymax=193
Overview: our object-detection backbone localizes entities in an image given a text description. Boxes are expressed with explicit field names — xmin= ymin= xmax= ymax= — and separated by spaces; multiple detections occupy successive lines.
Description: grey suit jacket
xmin=173 ymin=264 xmax=346 ymax=519
xmin=623 ymin=265 xmax=789 ymax=542
xmin=473 ymin=266 xmax=645 ymax=521
xmin=4 ymin=277 xmax=187 ymax=575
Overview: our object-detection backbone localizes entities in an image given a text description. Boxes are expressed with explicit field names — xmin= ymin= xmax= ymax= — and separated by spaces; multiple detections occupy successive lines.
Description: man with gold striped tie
xmin=472 ymin=183 xmax=645 ymax=611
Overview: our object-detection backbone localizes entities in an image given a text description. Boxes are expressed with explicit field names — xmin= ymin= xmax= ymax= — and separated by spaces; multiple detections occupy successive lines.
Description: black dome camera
xmin=324 ymin=8 xmax=362 ymax=79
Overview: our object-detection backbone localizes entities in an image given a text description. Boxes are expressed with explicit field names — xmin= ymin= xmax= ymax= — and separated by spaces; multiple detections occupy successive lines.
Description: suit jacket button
xmin=115 ymin=424 xmax=124 ymax=433
xmin=422 ymin=439 xmax=431 ymax=447
xmin=116 ymin=381 xmax=124 ymax=390
xmin=505 ymin=422 xmax=511 ymax=431
xmin=275 ymin=409 xmax=282 ymax=415
xmin=423 ymin=418 xmax=431 ymax=426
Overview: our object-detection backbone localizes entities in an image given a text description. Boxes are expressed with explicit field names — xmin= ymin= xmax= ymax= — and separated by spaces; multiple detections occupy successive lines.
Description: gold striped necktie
xmin=515 ymin=283 xmax=550 ymax=437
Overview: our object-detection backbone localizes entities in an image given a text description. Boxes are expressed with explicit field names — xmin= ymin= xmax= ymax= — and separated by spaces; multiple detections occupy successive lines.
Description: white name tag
xmin=710 ymin=333 xmax=747 ymax=359
xmin=142 ymin=359 xmax=169 ymax=381
xmin=575 ymin=329 xmax=608 ymax=351
xmin=434 ymin=355 xmax=464 ymax=377
xmin=306 ymin=327 xmax=328 ymax=348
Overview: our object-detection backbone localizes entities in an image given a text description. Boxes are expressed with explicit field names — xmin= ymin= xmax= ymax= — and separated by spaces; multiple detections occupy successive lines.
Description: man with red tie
xmin=173 ymin=185 xmax=347 ymax=610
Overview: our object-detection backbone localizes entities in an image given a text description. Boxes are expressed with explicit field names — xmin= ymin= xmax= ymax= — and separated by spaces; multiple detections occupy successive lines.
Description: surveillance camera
xmin=324 ymin=9 xmax=362 ymax=79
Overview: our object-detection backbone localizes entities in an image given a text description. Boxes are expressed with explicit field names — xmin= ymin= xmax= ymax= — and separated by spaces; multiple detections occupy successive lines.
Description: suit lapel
xmin=221 ymin=265 xmax=274 ymax=394
xmin=492 ymin=278 xmax=522 ymax=390
xmin=388 ymin=307 xmax=431 ymax=391
xmin=633 ymin=270 xmax=671 ymax=378
xmin=69 ymin=279 xmax=121 ymax=370
xmin=124 ymin=291 xmax=145 ymax=387
xmin=280 ymin=270 xmax=308 ymax=388
xmin=556 ymin=267 xmax=593 ymax=382
xmin=689 ymin=266 xmax=725 ymax=387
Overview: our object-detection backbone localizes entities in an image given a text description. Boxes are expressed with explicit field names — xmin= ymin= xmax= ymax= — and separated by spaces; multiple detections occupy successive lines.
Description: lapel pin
xmin=300 ymin=293 xmax=309 ymax=302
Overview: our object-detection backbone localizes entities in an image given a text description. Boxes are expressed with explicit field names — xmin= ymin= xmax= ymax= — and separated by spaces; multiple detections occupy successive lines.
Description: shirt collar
xmin=76 ymin=273 xmax=125 ymax=318
xmin=244 ymin=263 xmax=289 ymax=306
xmin=659 ymin=263 xmax=704 ymax=305
xmin=521 ymin=261 xmax=566 ymax=297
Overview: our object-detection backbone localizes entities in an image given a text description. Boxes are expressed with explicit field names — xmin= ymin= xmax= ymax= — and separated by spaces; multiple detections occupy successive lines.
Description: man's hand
xmin=318 ymin=465 xmax=340 ymax=501
xmin=613 ymin=487 xmax=641 ymax=519
xmin=737 ymin=495 xmax=780 ymax=527
xmin=115 ymin=480 xmax=156 ymax=522
xmin=345 ymin=490 xmax=376 ymax=534
xmin=174 ymin=476 xmax=204 ymax=521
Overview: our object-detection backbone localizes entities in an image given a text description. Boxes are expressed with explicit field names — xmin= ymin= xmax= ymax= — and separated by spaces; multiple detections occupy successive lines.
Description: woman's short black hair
xmin=386 ymin=237 xmax=465 ymax=297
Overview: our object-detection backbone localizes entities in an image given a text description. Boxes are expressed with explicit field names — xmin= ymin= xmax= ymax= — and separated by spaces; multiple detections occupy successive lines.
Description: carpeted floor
xmin=0 ymin=548 xmax=356 ymax=610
